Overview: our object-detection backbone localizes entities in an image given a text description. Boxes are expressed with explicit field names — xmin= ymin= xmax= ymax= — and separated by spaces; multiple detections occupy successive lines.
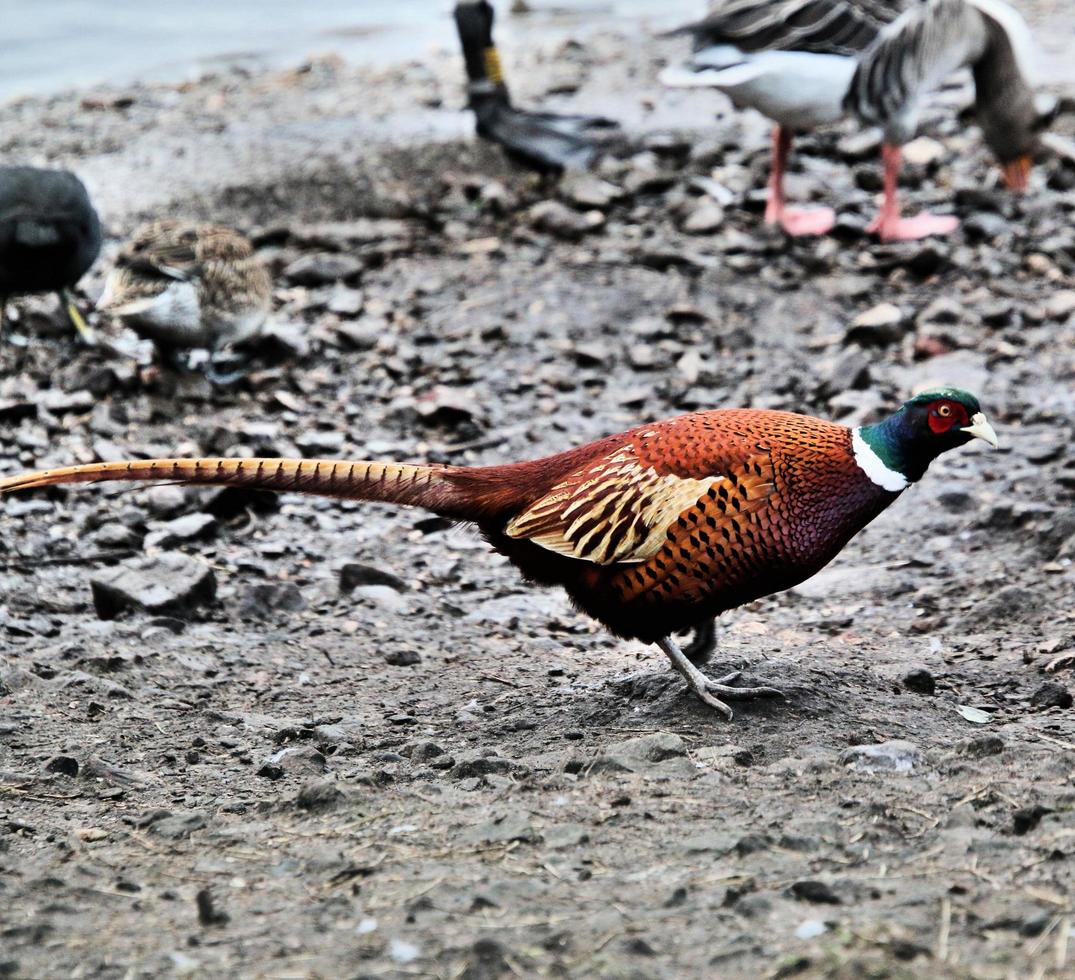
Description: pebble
xmin=339 ymin=563 xmax=407 ymax=593
xmin=528 ymin=200 xmax=604 ymax=240
xmin=840 ymin=740 xmax=921 ymax=773
xmin=294 ymin=779 xmax=345 ymax=812
xmin=283 ymin=252 xmax=363 ymax=286
xmin=789 ymin=880 xmax=841 ymax=905
xmin=258 ymin=745 xmax=328 ymax=780
xmin=1030 ymin=682 xmax=1072 ymax=710
xmin=902 ymin=668 xmax=936 ymax=695
xmin=91 ymin=554 xmax=216 ymax=619
xmin=590 ymin=733 xmax=695 ymax=778
xmin=143 ymin=513 xmax=217 ymax=551
xmin=682 ymin=199 xmax=725 ymax=234
xmin=846 ymin=303 xmax=907 ymax=346
xmin=238 ymin=582 xmax=307 ymax=619
xmin=1045 ymin=290 xmax=1075 ymax=321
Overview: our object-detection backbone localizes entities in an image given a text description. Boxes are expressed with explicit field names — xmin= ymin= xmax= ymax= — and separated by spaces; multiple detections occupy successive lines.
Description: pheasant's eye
xmin=937 ymin=405 xmax=952 ymax=418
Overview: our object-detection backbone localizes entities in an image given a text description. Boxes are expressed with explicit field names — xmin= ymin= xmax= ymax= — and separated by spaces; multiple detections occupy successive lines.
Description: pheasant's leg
xmin=656 ymin=636 xmax=784 ymax=719
xmin=867 ymin=144 xmax=959 ymax=242
xmin=59 ymin=289 xmax=97 ymax=345
xmin=764 ymin=126 xmax=835 ymax=236
xmin=682 ymin=618 xmax=716 ymax=666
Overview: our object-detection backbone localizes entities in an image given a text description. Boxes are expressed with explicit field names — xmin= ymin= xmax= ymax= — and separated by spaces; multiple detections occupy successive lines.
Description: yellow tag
xmin=483 ymin=46 xmax=504 ymax=84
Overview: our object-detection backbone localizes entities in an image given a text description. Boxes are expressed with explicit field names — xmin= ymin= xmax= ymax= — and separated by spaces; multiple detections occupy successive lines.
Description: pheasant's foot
xmin=705 ymin=678 xmax=785 ymax=702
xmin=657 ymin=636 xmax=782 ymax=719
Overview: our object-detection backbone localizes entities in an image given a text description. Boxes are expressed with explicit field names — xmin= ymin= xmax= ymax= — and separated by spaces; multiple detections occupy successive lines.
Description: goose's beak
xmin=1000 ymin=155 xmax=1032 ymax=192
xmin=962 ymin=412 xmax=999 ymax=449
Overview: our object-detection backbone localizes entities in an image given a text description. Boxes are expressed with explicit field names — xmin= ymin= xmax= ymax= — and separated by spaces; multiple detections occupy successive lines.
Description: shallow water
xmin=0 ymin=0 xmax=702 ymax=104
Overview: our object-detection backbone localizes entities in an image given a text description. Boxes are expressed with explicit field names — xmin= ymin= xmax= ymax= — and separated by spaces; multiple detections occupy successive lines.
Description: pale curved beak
xmin=962 ymin=412 xmax=999 ymax=449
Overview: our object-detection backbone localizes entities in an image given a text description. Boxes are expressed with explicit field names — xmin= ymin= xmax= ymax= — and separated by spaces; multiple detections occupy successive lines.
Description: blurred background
xmin=0 ymin=0 xmax=704 ymax=103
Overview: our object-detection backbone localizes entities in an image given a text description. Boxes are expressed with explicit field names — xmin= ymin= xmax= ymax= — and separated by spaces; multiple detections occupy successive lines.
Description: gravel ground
xmin=2 ymin=13 xmax=1075 ymax=980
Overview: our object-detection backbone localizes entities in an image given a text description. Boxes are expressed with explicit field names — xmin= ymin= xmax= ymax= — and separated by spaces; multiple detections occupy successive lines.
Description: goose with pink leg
xmin=660 ymin=0 xmax=1054 ymax=241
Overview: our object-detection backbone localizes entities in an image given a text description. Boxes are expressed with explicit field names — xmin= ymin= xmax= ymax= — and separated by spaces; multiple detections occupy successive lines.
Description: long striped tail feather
xmin=0 ymin=456 xmax=479 ymax=519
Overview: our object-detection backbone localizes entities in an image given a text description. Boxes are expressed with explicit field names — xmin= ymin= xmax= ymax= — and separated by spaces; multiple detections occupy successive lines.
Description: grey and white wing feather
xmin=678 ymin=0 xmax=907 ymax=56
xmin=844 ymin=0 xmax=991 ymax=138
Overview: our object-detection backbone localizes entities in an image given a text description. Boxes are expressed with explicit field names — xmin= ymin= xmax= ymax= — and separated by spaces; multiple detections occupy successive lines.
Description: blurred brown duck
xmin=97 ymin=219 xmax=271 ymax=378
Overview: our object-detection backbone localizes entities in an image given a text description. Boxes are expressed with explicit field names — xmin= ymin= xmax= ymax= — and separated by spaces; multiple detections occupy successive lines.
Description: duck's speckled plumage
xmin=98 ymin=219 xmax=271 ymax=351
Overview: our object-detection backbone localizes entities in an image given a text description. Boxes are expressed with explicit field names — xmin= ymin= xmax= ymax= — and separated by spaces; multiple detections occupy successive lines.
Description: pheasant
xmin=0 ymin=165 xmax=101 ymax=343
xmin=96 ymin=219 xmax=272 ymax=383
xmin=0 ymin=388 xmax=997 ymax=718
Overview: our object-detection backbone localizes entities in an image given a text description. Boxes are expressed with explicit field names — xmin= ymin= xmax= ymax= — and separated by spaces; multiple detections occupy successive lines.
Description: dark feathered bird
xmin=0 ymin=389 xmax=997 ymax=718
xmin=662 ymin=0 xmax=1052 ymax=240
xmin=0 ymin=165 xmax=101 ymax=342
xmin=453 ymin=0 xmax=618 ymax=173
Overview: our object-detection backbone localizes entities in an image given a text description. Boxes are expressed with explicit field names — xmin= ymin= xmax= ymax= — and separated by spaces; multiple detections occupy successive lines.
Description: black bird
xmin=0 ymin=165 xmax=101 ymax=343
xmin=453 ymin=1 xmax=618 ymax=173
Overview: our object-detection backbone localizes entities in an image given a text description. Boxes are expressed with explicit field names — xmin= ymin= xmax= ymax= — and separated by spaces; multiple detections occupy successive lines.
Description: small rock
xmin=902 ymin=668 xmax=936 ymax=695
xmin=846 ymin=303 xmax=907 ymax=346
xmin=461 ymin=811 xmax=536 ymax=846
xmin=259 ymin=745 xmax=327 ymax=780
xmin=91 ymin=554 xmax=216 ymax=619
xmin=544 ymin=823 xmax=590 ymax=849
xmin=959 ymin=734 xmax=1005 ymax=758
xmin=409 ymin=742 xmax=446 ymax=763
xmin=195 ymin=888 xmax=229 ymax=927
xmin=528 ymin=200 xmax=604 ymax=240
xmin=789 ymin=880 xmax=841 ymax=905
xmin=590 ymin=732 xmax=694 ymax=778
xmin=44 ymin=755 xmax=79 ymax=777
xmin=902 ymin=136 xmax=946 ymax=166
xmin=384 ymin=649 xmax=421 ymax=667
xmin=294 ymin=779 xmax=345 ymax=812
xmin=295 ymin=430 xmax=345 ymax=455
xmin=560 ymin=172 xmax=623 ymax=209
xmin=283 ymin=253 xmax=363 ymax=286
xmin=415 ymin=386 xmax=478 ymax=428
xmin=840 ymin=740 xmax=921 ymax=773
xmin=238 ymin=582 xmax=307 ymax=619
xmin=1045 ymin=290 xmax=1075 ymax=321
xmin=682 ymin=199 xmax=725 ymax=234
xmin=339 ymin=563 xmax=407 ymax=593
xmin=1030 ymin=682 xmax=1072 ymax=710
xmin=450 ymin=754 xmax=512 ymax=779
xmin=143 ymin=513 xmax=217 ymax=551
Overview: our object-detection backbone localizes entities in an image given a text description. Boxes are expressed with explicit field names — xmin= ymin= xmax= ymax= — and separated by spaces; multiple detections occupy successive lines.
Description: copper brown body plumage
xmin=0 ymin=390 xmax=998 ymax=718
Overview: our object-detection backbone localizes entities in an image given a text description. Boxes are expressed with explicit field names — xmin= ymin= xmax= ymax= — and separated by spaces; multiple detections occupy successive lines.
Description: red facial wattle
xmin=927 ymin=400 xmax=970 ymax=435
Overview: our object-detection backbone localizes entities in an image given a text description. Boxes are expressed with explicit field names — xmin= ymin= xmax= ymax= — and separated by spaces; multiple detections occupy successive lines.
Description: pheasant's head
xmin=854 ymin=388 xmax=998 ymax=489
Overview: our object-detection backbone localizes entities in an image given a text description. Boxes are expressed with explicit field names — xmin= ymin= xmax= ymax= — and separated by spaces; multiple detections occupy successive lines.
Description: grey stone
xmin=461 ymin=811 xmax=537 ymax=846
xmin=590 ymin=732 xmax=694 ymax=778
xmin=91 ymin=554 xmax=216 ymax=619
xmin=143 ymin=513 xmax=217 ymax=551
xmin=841 ymin=740 xmax=921 ymax=773
xmin=283 ymin=252 xmax=363 ymax=286
xmin=528 ymin=200 xmax=604 ymax=240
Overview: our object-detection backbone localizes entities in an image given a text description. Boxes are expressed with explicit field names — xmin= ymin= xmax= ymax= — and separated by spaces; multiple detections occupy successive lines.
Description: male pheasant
xmin=0 ymin=388 xmax=997 ymax=718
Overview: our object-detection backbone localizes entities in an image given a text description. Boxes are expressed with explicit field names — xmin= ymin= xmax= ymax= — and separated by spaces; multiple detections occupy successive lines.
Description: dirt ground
xmin=2 ymin=13 xmax=1075 ymax=980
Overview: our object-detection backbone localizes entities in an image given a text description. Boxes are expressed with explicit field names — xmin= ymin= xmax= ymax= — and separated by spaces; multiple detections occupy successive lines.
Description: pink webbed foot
xmin=868 ymin=211 xmax=959 ymax=242
xmin=778 ymin=206 xmax=836 ymax=237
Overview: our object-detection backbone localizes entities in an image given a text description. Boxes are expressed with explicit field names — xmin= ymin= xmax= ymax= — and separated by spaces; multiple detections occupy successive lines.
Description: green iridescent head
xmin=858 ymin=388 xmax=998 ymax=484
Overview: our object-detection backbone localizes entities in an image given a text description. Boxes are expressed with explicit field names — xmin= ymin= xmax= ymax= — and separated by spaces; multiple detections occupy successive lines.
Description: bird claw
xmin=684 ymin=671 xmax=784 ymax=719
